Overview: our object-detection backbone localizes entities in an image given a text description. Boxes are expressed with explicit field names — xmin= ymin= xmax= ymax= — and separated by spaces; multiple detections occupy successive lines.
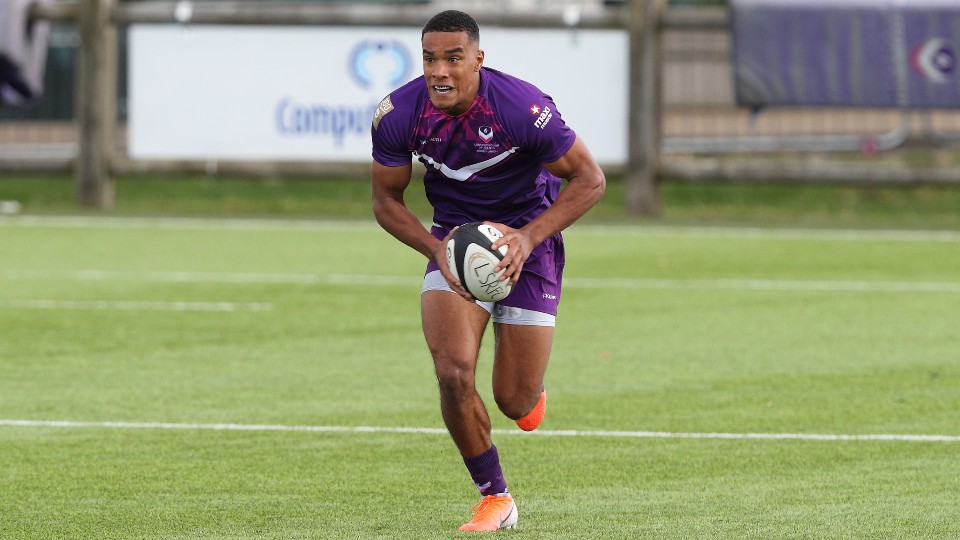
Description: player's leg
xmin=422 ymin=271 xmax=517 ymax=532
xmin=492 ymin=322 xmax=553 ymax=429
xmin=489 ymin=234 xmax=563 ymax=431
xmin=456 ymin=277 xmax=557 ymax=531
xmin=449 ymin=318 xmax=550 ymax=532
xmin=421 ymin=287 xmax=492 ymax=457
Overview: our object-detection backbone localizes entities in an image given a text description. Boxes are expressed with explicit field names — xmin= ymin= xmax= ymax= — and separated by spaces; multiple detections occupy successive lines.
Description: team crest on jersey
xmin=372 ymin=96 xmax=394 ymax=130
xmin=478 ymin=126 xmax=494 ymax=142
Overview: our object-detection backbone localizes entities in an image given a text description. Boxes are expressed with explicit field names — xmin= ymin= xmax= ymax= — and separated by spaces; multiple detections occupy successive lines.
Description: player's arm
xmin=490 ymin=136 xmax=605 ymax=283
xmin=531 ymin=136 xmax=606 ymax=243
xmin=372 ymin=160 xmax=435 ymax=259
xmin=371 ymin=160 xmax=471 ymax=298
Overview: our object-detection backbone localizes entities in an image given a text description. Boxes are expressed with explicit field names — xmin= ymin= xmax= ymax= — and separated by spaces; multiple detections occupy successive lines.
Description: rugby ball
xmin=445 ymin=222 xmax=513 ymax=302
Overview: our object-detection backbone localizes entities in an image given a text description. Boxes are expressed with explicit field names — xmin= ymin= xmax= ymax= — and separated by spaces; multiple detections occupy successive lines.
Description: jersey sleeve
xmin=497 ymin=79 xmax=577 ymax=164
xmin=370 ymin=94 xmax=412 ymax=167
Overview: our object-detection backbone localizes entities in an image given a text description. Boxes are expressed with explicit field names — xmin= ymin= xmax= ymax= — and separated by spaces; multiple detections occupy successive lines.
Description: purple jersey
xmin=371 ymin=67 xmax=577 ymax=231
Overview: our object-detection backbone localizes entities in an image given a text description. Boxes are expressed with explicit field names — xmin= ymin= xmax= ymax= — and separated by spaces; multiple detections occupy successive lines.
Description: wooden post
xmin=625 ymin=0 xmax=663 ymax=217
xmin=75 ymin=0 xmax=116 ymax=208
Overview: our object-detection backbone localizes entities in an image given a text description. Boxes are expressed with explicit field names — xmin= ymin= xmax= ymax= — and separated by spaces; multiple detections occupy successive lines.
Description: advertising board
xmin=129 ymin=25 xmax=628 ymax=164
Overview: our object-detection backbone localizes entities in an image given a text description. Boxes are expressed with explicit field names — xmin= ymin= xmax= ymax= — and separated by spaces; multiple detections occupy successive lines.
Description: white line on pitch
xmin=0 ymin=299 xmax=273 ymax=312
xmin=1 ymin=419 xmax=958 ymax=443
xmin=1 ymin=269 xmax=419 ymax=287
xmin=3 ymin=215 xmax=960 ymax=243
xmin=576 ymin=224 xmax=960 ymax=243
xmin=4 ymin=269 xmax=960 ymax=294
xmin=566 ymin=277 xmax=960 ymax=293
xmin=0 ymin=215 xmax=382 ymax=232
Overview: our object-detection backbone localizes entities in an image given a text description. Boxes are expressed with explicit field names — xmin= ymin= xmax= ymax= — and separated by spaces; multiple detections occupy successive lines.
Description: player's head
xmin=421 ymin=10 xmax=484 ymax=116
xmin=422 ymin=10 xmax=480 ymax=43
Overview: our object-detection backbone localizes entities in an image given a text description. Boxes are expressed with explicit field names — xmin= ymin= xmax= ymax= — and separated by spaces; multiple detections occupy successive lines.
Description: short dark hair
xmin=421 ymin=10 xmax=480 ymax=44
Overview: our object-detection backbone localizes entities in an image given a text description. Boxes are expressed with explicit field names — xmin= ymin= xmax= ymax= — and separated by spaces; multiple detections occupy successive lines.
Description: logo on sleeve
xmin=533 ymin=105 xmax=553 ymax=129
xmin=372 ymin=96 xmax=394 ymax=130
xmin=529 ymin=104 xmax=541 ymax=115
xmin=478 ymin=126 xmax=494 ymax=142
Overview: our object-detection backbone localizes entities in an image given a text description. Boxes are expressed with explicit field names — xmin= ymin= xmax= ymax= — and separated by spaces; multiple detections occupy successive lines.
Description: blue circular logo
xmin=349 ymin=40 xmax=412 ymax=89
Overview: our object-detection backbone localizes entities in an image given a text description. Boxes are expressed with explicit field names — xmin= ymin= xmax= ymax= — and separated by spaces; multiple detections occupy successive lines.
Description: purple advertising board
xmin=731 ymin=0 xmax=960 ymax=108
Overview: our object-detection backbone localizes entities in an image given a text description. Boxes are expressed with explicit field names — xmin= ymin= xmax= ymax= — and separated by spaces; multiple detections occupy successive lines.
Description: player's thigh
xmin=421 ymin=289 xmax=491 ymax=374
xmin=492 ymin=322 xmax=554 ymax=398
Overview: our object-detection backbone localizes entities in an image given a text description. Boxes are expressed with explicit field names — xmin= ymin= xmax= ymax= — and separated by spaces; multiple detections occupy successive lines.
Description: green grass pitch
xmin=1 ymin=216 xmax=959 ymax=539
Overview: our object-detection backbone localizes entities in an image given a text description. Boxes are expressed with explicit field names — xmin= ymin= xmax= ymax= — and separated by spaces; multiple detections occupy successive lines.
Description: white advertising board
xmin=128 ymin=25 xmax=628 ymax=164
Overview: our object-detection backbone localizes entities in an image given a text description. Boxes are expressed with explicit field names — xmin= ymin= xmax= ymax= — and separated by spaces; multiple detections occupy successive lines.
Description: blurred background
xmin=2 ymin=0 xmax=960 ymax=223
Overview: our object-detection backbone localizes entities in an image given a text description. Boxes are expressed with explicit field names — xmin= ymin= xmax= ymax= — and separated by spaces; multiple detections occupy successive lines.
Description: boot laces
xmin=470 ymin=495 xmax=510 ymax=516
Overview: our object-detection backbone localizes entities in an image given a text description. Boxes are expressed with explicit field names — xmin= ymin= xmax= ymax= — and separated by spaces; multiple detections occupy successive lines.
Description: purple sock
xmin=463 ymin=444 xmax=508 ymax=496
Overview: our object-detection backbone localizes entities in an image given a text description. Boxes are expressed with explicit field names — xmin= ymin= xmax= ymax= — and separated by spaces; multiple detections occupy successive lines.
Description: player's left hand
xmin=486 ymin=222 xmax=535 ymax=286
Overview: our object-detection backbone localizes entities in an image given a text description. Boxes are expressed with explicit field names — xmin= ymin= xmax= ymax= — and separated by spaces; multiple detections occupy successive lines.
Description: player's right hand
xmin=435 ymin=226 xmax=474 ymax=301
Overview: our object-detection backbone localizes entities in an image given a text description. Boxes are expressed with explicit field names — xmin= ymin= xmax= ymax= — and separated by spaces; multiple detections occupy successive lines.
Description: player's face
xmin=421 ymin=31 xmax=483 ymax=116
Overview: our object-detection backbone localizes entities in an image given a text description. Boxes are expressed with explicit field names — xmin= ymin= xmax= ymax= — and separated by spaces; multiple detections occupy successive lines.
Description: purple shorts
xmin=425 ymin=226 xmax=566 ymax=316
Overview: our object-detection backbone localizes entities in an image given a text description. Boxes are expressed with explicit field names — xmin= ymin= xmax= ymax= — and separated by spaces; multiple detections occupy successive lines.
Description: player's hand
xmin=487 ymin=222 xmax=534 ymax=286
xmin=435 ymin=226 xmax=474 ymax=301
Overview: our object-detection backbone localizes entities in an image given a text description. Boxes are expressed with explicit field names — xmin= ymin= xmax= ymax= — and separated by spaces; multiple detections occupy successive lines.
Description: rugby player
xmin=371 ymin=10 xmax=605 ymax=531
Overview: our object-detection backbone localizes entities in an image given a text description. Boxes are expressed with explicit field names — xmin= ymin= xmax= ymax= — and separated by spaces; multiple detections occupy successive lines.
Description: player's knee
xmin=492 ymin=385 xmax=538 ymax=420
xmin=432 ymin=355 xmax=476 ymax=398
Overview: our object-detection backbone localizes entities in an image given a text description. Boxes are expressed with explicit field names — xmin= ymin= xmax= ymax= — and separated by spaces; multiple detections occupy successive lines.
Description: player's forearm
xmin=524 ymin=171 xmax=606 ymax=245
xmin=373 ymin=195 xmax=441 ymax=262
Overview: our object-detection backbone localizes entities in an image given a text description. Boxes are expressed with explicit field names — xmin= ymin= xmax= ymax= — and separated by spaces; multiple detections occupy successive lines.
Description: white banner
xmin=129 ymin=25 xmax=628 ymax=164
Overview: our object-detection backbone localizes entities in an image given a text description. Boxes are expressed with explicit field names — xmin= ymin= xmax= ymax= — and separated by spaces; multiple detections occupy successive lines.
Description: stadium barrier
xmin=1 ymin=0 xmax=663 ymax=213
xmin=3 ymin=1 xmax=960 ymax=213
xmin=659 ymin=1 xmax=960 ymax=186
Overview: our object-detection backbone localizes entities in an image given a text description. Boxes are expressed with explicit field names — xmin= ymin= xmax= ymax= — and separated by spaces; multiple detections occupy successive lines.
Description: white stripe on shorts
xmin=421 ymin=270 xmax=556 ymax=327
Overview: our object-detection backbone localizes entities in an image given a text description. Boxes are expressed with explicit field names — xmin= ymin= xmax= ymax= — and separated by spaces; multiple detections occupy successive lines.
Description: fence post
xmin=75 ymin=0 xmax=116 ymax=208
xmin=625 ymin=0 xmax=663 ymax=217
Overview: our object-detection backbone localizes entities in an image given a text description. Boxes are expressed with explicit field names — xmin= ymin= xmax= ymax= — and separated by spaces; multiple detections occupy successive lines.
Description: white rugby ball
xmin=445 ymin=222 xmax=513 ymax=302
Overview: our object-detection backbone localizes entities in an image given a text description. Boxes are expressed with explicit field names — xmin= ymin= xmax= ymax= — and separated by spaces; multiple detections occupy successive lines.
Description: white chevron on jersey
xmin=415 ymin=147 xmax=520 ymax=182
